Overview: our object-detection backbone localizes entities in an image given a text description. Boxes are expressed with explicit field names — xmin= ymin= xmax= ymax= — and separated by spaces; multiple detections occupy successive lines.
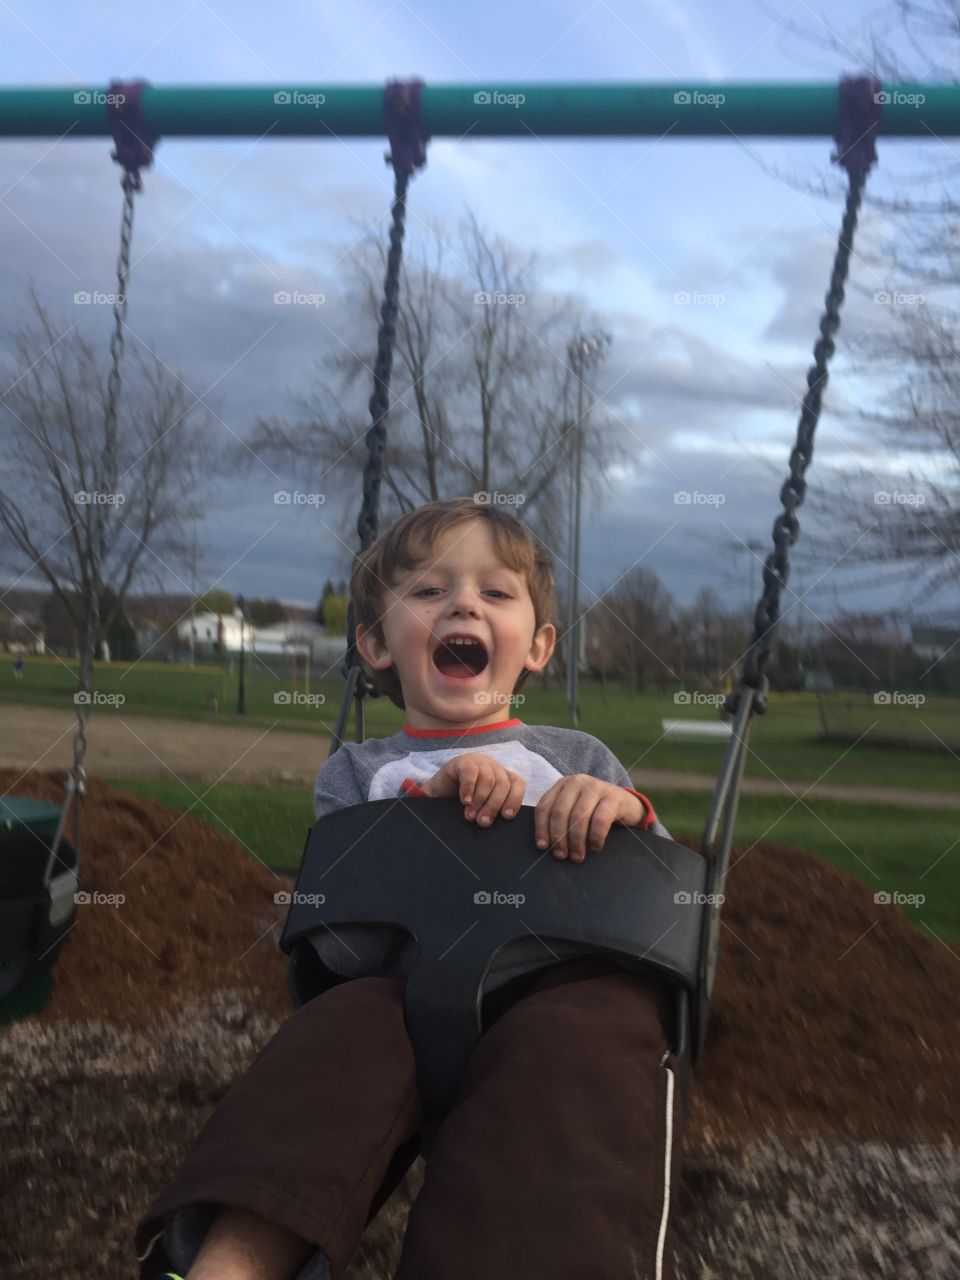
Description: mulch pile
xmin=1 ymin=768 xmax=959 ymax=1279
xmin=3 ymin=770 xmax=294 ymax=1030
xmin=6 ymin=767 xmax=957 ymax=1149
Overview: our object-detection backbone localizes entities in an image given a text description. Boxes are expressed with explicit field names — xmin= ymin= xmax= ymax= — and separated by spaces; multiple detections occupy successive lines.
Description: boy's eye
xmin=412 ymin=587 xmax=511 ymax=599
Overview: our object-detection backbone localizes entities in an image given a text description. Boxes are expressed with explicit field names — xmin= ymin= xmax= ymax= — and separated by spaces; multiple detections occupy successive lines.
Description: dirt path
xmin=2 ymin=703 xmax=959 ymax=810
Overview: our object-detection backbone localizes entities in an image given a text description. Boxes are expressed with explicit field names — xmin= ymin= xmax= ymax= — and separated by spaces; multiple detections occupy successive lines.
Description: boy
xmin=136 ymin=497 xmax=687 ymax=1280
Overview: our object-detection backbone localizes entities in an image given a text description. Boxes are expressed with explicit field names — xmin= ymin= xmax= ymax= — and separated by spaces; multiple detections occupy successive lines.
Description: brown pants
xmin=135 ymin=957 xmax=689 ymax=1280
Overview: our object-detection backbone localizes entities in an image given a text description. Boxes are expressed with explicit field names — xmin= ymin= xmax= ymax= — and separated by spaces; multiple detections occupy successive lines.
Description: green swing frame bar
xmin=0 ymin=80 xmax=956 ymax=138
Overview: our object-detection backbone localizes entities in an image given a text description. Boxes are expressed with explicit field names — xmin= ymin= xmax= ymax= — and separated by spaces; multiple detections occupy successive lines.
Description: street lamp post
xmin=236 ymin=595 xmax=246 ymax=715
xmin=566 ymin=332 xmax=610 ymax=727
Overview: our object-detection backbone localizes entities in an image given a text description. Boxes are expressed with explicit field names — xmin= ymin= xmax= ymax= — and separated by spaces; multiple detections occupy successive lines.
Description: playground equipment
xmin=275 ymin=74 xmax=884 ymax=1128
xmin=0 ymin=87 xmax=155 ymax=1023
xmin=0 ymin=797 xmax=78 ymax=1025
xmin=0 ymin=77 xmax=896 ymax=1113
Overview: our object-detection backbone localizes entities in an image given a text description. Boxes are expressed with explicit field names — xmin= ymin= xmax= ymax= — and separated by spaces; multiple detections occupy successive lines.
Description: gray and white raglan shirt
xmin=309 ymin=717 xmax=671 ymax=994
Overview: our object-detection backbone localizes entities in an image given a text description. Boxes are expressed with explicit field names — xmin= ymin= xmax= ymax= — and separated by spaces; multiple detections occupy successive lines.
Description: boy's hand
xmin=534 ymin=776 xmax=646 ymax=862
xmin=420 ymin=753 xmax=526 ymax=825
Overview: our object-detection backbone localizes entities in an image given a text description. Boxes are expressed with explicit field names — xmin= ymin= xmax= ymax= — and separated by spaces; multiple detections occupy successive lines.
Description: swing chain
xmin=48 ymin=581 xmax=98 ymax=868
xmin=47 ymin=83 xmax=156 ymax=864
xmin=726 ymin=76 xmax=881 ymax=717
xmin=338 ymin=166 xmax=410 ymax=739
xmin=104 ymin=173 xmax=136 ymax=462
xmin=334 ymin=82 xmax=427 ymax=751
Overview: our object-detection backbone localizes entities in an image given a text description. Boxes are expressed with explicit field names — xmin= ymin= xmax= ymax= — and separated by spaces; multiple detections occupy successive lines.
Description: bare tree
xmin=588 ymin=567 xmax=678 ymax=693
xmin=0 ymin=288 xmax=216 ymax=660
xmin=731 ymin=0 xmax=960 ymax=613
xmin=245 ymin=213 xmax=623 ymax=567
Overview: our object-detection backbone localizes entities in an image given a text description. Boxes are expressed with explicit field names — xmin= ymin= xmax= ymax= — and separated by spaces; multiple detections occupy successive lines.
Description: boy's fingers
xmin=465 ymin=761 xmax=494 ymax=818
xmin=567 ymin=798 xmax=598 ymax=860
xmin=459 ymin=758 xmax=481 ymax=806
xmin=476 ymin=771 xmax=513 ymax=824
xmin=503 ymin=773 xmax=525 ymax=818
xmin=534 ymin=786 xmax=557 ymax=849
xmin=549 ymin=782 xmax=586 ymax=857
xmin=587 ymin=796 xmax=620 ymax=852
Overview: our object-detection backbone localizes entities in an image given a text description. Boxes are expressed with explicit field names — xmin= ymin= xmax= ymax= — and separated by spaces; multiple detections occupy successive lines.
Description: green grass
xmin=106 ymin=776 xmax=316 ymax=871
xmin=7 ymin=658 xmax=959 ymax=792
xmin=107 ymin=776 xmax=960 ymax=944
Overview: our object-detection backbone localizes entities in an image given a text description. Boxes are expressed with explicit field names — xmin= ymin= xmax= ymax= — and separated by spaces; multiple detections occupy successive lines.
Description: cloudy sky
xmin=0 ymin=0 xmax=956 ymax=633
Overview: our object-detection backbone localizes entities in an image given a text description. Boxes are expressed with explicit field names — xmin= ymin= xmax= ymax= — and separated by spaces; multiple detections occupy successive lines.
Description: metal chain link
xmin=104 ymin=172 xmax=136 ymax=458
xmin=726 ymin=166 xmax=868 ymax=716
xmin=332 ymin=166 xmax=412 ymax=752
xmin=49 ymin=170 xmax=138 ymax=863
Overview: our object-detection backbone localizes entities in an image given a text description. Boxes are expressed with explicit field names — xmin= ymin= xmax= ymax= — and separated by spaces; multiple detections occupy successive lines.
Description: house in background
xmin=174 ymin=612 xmax=342 ymax=664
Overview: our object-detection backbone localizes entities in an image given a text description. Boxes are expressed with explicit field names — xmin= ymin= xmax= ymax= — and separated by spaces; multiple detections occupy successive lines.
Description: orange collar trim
xmin=402 ymin=717 xmax=523 ymax=738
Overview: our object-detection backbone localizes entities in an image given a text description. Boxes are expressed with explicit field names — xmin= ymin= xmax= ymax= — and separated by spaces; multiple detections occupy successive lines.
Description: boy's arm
xmin=582 ymin=736 xmax=672 ymax=840
xmin=313 ymin=743 xmax=366 ymax=819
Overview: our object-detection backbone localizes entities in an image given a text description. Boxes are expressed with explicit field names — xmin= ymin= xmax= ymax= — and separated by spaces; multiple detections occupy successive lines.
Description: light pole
xmin=236 ymin=595 xmax=246 ymax=715
xmin=566 ymin=332 xmax=610 ymax=726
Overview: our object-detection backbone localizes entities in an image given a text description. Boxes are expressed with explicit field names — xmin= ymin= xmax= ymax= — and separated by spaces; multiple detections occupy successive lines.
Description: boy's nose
xmin=449 ymin=601 xmax=481 ymax=617
xmin=447 ymin=589 xmax=481 ymax=615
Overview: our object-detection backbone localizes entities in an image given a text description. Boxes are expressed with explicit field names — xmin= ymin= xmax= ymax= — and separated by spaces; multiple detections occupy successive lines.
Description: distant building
xmin=174 ymin=612 xmax=342 ymax=662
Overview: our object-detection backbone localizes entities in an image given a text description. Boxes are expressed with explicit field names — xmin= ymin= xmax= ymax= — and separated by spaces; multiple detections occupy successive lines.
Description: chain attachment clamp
xmin=106 ymin=79 xmax=158 ymax=191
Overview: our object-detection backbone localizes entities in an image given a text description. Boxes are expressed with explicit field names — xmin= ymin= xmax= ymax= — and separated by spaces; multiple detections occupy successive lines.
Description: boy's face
xmin=356 ymin=518 xmax=556 ymax=731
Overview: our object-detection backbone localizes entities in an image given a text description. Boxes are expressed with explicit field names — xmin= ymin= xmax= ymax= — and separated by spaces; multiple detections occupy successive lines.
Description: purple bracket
xmin=384 ymin=78 xmax=428 ymax=178
xmin=833 ymin=74 xmax=883 ymax=177
xmin=106 ymin=79 xmax=159 ymax=190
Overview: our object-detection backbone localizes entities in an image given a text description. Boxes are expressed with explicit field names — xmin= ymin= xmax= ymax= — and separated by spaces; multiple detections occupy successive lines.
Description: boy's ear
xmin=356 ymin=623 xmax=394 ymax=672
xmin=524 ymin=622 xmax=556 ymax=674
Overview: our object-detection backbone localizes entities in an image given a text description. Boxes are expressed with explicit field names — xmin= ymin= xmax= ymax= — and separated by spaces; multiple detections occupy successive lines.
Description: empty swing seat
xmin=280 ymin=797 xmax=712 ymax=1125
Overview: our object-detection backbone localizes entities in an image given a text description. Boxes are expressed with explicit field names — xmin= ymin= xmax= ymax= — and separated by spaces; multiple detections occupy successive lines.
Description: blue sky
xmin=0 ymin=0 xmax=955 ymax=632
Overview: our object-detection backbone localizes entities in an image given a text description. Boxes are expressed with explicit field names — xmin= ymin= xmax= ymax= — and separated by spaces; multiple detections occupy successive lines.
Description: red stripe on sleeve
xmin=401 ymin=778 xmax=430 ymax=798
xmin=620 ymin=787 xmax=657 ymax=831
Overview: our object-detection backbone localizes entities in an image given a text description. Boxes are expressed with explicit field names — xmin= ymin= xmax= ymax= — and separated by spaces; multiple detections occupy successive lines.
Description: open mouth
xmin=432 ymin=634 xmax=490 ymax=679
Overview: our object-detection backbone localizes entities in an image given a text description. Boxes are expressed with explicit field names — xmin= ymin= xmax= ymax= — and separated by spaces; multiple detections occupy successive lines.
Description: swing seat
xmin=0 ymin=797 xmax=78 ymax=1021
xmin=279 ymin=798 xmax=712 ymax=1124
